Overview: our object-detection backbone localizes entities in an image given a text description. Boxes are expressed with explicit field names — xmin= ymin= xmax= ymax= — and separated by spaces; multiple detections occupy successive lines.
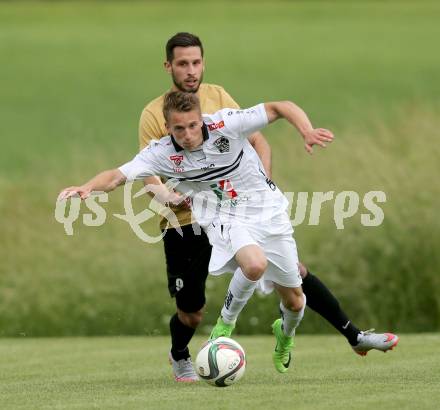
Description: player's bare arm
xmin=58 ymin=169 xmax=126 ymax=201
xmin=248 ymin=131 xmax=272 ymax=177
xmin=59 ymin=168 xmax=184 ymax=207
xmin=264 ymin=101 xmax=334 ymax=154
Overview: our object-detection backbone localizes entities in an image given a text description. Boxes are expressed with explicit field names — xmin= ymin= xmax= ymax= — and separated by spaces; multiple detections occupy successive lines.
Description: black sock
xmin=302 ymin=272 xmax=360 ymax=346
xmin=169 ymin=313 xmax=196 ymax=360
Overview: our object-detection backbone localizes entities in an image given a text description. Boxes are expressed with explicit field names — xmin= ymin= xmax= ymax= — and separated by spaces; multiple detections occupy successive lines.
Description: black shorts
xmin=162 ymin=224 xmax=212 ymax=313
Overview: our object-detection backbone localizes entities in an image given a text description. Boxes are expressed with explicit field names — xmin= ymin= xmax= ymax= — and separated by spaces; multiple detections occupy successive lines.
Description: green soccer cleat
xmin=209 ymin=316 xmax=235 ymax=340
xmin=272 ymin=318 xmax=294 ymax=373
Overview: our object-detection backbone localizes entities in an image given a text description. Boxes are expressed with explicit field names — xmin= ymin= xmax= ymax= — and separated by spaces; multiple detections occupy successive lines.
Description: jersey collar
xmin=170 ymin=122 xmax=210 ymax=152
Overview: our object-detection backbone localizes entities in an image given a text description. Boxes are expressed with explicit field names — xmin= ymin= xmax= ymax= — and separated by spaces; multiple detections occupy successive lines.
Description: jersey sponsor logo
xmin=227 ymin=110 xmax=242 ymax=116
xmin=213 ymin=136 xmax=230 ymax=153
xmin=219 ymin=179 xmax=237 ymax=198
xmin=201 ymin=163 xmax=215 ymax=171
xmin=265 ymin=177 xmax=276 ymax=191
xmin=169 ymin=154 xmax=184 ymax=166
xmin=259 ymin=168 xmax=277 ymax=191
xmin=210 ymin=179 xmax=238 ymax=201
xmin=207 ymin=120 xmax=225 ymax=131
xmin=173 ymin=167 xmax=184 ymax=173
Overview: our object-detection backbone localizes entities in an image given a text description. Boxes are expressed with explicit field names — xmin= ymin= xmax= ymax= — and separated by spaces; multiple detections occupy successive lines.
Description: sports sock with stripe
xmin=221 ymin=268 xmax=258 ymax=325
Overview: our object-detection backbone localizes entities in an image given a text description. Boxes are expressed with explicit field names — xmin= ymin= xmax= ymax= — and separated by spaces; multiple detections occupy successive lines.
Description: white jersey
xmin=119 ymin=104 xmax=289 ymax=228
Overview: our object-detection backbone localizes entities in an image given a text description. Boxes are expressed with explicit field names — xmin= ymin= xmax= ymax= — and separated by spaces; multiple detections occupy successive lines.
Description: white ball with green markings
xmin=196 ymin=337 xmax=246 ymax=387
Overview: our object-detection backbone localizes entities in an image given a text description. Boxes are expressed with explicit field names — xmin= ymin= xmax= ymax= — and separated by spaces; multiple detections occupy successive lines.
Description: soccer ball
xmin=195 ymin=337 xmax=246 ymax=387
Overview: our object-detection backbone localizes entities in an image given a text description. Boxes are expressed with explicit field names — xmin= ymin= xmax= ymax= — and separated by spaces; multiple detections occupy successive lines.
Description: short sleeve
xmin=118 ymin=145 xmax=162 ymax=181
xmin=224 ymin=103 xmax=268 ymax=139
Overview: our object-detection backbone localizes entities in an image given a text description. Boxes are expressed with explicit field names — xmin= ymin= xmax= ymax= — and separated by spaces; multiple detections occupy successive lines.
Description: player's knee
xmin=178 ymin=309 xmax=204 ymax=329
xmin=187 ymin=311 xmax=203 ymax=328
xmin=243 ymin=258 xmax=267 ymax=281
xmin=291 ymin=297 xmax=304 ymax=312
xmin=298 ymin=262 xmax=308 ymax=279
xmin=283 ymin=292 xmax=304 ymax=312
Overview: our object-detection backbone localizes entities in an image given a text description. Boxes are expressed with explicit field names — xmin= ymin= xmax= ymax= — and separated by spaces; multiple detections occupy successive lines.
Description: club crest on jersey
xmin=213 ymin=137 xmax=230 ymax=153
xmin=207 ymin=120 xmax=225 ymax=131
xmin=169 ymin=155 xmax=184 ymax=166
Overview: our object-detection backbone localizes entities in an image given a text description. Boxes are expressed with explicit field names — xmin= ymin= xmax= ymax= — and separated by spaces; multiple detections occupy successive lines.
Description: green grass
xmin=1 ymin=334 xmax=439 ymax=410
xmin=0 ymin=1 xmax=439 ymax=335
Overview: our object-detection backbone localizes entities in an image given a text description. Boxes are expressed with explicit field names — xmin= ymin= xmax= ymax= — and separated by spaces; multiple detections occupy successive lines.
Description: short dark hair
xmin=166 ymin=32 xmax=204 ymax=62
xmin=163 ymin=91 xmax=201 ymax=121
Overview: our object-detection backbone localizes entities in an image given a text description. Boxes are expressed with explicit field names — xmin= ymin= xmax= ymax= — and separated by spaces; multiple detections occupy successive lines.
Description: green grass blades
xmin=1 ymin=335 xmax=439 ymax=410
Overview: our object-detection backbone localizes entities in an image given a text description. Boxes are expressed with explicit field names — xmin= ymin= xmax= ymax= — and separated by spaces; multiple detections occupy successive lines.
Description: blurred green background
xmin=0 ymin=0 xmax=439 ymax=337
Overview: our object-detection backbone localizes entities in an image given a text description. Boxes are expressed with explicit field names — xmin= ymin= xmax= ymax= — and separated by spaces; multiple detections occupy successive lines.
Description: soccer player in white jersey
xmin=58 ymin=91 xmax=335 ymax=373
xmin=142 ymin=33 xmax=399 ymax=381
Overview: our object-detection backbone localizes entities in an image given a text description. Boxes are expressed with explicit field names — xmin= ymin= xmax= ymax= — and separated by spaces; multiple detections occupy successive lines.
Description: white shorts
xmin=205 ymin=213 xmax=302 ymax=294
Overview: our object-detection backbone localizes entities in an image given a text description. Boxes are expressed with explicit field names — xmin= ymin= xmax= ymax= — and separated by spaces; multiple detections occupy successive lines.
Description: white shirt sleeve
xmin=118 ymin=145 xmax=161 ymax=181
xmin=223 ymin=103 xmax=268 ymax=139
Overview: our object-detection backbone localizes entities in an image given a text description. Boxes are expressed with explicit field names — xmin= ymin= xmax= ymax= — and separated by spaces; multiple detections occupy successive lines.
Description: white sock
xmin=280 ymin=293 xmax=306 ymax=337
xmin=221 ymin=268 xmax=258 ymax=324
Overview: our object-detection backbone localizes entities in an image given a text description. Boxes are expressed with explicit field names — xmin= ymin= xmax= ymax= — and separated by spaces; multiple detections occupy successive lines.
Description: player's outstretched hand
xmin=57 ymin=186 xmax=91 ymax=201
xmin=303 ymin=128 xmax=334 ymax=154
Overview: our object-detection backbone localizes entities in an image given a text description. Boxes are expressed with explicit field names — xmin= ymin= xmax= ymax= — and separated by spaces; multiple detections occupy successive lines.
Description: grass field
xmin=1 ymin=1 xmax=439 ymax=336
xmin=1 ymin=334 xmax=439 ymax=410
